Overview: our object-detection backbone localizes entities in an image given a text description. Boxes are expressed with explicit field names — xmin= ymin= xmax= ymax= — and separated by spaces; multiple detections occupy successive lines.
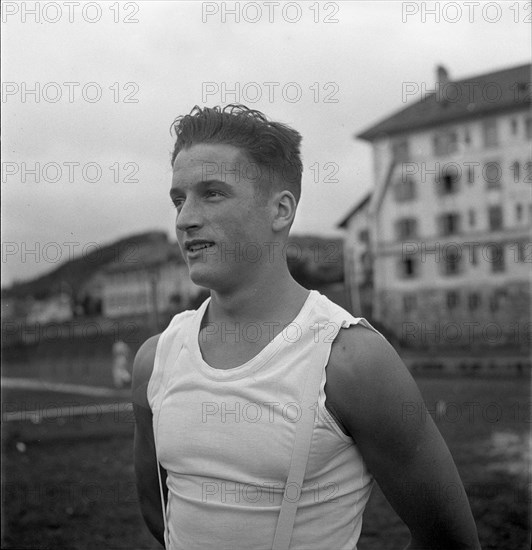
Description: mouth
xmin=185 ymin=240 xmax=216 ymax=253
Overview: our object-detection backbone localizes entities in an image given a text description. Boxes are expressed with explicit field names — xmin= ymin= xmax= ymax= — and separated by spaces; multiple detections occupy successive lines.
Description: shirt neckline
xmin=187 ymin=290 xmax=318 ymax=381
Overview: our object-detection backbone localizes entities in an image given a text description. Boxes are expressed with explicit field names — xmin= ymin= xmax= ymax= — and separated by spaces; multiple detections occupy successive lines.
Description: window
xmin=403 ymin=294 xmax=417 ymax=313
xmin=358 ymin=229 xmax=369 ymax=243
xmin=469 ymin=209 xmax=476 ymax=227
xmin=392 ymin=139 xmax=410 ymax=162
xmin=490 ymin=289 xmax=508 ymax=312
xmin=487 ymin=244 xmax=505 ymax=273
xmin=488 ymin=206 xmax=503 ymax=231
xmin=468 ymin=293 xmax=481 ymax=311
xmin=446 ymin=291 xmax=459 ymax=310
xmin=394 ymin=177 xmax=417 ymax=201
xmin=482 ymin=118 xmax=498 ymax=147
xmin=395 ymin=218 xmax=418 ymax=239
xmin=466 ymin=165 xmax=476 ymax=185
xmin=360 ymin=251 xmax=372 ymax=272
xmin=438 ymin=212 xmax=461 ymax=236
xmin=516 ymin=241 xmax=529 ymax=262
xmin=442 ymin=246 xmax=461 ymax=276
xmin=484 ymin=161 xmax=502 ymax=189
xmin=469 ymin=244 xmax=478 ymax=266
xmin=398 ymin=255 xmax=418 ymax=279
xmin=433 ymin=130 xmax=458 ymax=157
xmin=511 ymin=161 xmax=520 ymax=183
xmin=516 ymin=203 xmax=523 ymax=221
xmin=436 ymin=165 xmax=460 ymax=194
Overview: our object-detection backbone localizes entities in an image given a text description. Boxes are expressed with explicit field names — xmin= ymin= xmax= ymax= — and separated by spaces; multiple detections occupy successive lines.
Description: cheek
xmin=222 ymin=221 xmax=250 ymax=243
xmin=211 ymin=200 xmax=270 ymax=242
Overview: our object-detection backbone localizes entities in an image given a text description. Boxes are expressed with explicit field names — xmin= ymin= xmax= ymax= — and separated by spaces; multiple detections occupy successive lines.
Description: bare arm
xmin=131 ymin=334 xmax=167 ymax=547
xmin=325 ymin=324 xmax=481 ymax=550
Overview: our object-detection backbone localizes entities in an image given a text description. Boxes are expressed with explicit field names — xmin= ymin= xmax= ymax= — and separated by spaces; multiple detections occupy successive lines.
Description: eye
xmin=205 ymin=190 xmax=223 ymax=198
xmin=171 ymin=197 xmax=184 ymax=209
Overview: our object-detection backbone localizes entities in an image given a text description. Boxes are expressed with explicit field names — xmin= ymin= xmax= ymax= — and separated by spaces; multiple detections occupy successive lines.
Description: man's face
xmin=170 ymin=143 xmax=273 ymax=290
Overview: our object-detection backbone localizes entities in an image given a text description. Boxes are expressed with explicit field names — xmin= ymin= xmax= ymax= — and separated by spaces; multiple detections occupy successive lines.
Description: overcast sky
xmin=2 ymin=1 xmax=530 ymax=286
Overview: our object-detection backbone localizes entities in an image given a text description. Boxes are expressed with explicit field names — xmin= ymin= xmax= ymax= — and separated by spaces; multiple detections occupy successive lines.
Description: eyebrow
xmin=169 ymin=179 xmax=230 ymax=198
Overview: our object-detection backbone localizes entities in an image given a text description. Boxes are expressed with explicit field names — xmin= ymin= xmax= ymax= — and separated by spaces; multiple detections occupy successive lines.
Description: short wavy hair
xmin=170 ymin=104 xmax=302 ymax=202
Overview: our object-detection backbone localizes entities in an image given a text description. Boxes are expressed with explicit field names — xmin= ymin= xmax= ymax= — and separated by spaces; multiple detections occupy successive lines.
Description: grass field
xmin=1 ymin=376 xmax=530 ymax=549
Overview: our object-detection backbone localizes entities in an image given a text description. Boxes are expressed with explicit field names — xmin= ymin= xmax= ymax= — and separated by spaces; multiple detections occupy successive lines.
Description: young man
xmin=132 ymin=105 xmax=481 ymax=549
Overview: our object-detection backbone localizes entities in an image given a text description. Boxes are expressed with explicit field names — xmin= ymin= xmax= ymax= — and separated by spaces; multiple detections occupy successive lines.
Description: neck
xmin=207 ymin=262 xmax=309 ymax=325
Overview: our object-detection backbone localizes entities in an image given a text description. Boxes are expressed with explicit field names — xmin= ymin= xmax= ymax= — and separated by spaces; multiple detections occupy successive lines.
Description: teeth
xmin=189 ymin=243 xmax=213 ymax=252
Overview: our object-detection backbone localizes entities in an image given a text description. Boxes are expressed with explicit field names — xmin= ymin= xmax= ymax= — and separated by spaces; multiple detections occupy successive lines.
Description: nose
xmin=175 ymin=196 xmax=202 ymax=233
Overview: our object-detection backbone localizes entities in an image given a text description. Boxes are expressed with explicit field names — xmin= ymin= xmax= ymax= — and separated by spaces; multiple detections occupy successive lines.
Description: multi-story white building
xmin=340 ymin=63 xmax=531 ymax=349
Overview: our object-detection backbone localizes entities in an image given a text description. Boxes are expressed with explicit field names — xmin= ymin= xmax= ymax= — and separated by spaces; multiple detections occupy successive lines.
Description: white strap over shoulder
xmin=271 ymin=342 xmax=327 ymax=550
xmin=272 ymin=312 xmax=383 ymax=550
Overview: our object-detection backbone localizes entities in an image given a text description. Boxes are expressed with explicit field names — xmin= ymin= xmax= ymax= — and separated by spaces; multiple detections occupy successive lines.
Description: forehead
xmin=172 ymin=143 xmax=253 ymax=184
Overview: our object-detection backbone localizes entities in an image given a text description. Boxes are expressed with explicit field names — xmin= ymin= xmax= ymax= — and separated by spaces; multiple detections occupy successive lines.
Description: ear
xmin=271 ymin=190 xmax=298 ymax=232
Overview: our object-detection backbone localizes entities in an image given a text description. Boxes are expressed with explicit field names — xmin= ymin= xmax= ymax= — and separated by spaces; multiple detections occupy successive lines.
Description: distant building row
xmin=5 ymin=233 xmax=204 ymax=325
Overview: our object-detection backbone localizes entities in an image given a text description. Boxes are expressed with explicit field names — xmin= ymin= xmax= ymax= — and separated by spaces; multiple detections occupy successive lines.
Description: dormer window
xmin=392 ymin=139 xmax=410 ymax=162
xmin=433 ymin=130 xmax=458 ymax=157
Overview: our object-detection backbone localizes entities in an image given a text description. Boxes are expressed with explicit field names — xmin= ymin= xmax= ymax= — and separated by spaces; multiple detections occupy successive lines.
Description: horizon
xmin=2 ymin=1 xmax=530 ymax=286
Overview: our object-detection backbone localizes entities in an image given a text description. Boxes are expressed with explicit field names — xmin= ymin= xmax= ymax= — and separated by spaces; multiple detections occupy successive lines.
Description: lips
xmin=185 ymin=240 xmax=215 ymax=253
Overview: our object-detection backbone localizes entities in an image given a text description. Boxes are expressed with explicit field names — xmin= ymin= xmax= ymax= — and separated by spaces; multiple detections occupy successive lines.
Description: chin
xmin=188 ymin=263 xmax=240 ymax=293
xmin=187 ymin=263 xmax=220 ymax=289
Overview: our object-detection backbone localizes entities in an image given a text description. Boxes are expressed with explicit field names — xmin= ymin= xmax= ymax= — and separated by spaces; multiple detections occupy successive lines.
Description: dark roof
xmin=337 ymin=191 xmax=372 ymax=228
xmin=357 ymin=63 xmax=531 ymax=141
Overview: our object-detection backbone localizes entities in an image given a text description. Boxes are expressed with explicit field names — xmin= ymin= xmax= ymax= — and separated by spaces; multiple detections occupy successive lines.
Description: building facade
xmin=101 ymin=240 xmax=204 ymax=320
xmin=338 ymin=192 xmax=373 ymax=317
xmin=340 ymin=63 xmax=531 ymax=350
xmin=25 ymin=293 xmax=73 ymax=325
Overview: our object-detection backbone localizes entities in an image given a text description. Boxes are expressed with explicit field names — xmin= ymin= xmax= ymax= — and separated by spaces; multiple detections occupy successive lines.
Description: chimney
xmin=436 ymin=65 xmax=450 ymax=86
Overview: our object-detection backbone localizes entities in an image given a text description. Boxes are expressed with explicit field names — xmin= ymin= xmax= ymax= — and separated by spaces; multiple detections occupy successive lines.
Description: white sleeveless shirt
xmin=147 ymin=290 xmax=381 ymax=550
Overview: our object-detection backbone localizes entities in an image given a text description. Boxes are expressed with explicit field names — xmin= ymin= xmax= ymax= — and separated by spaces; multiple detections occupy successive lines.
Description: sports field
xmin=1 ymin=375 xmax=530 ymax=549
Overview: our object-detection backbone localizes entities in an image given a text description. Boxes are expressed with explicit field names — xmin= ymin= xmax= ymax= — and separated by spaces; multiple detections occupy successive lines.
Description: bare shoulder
xmin=326 ymin=323 xmax=425 ymax=441
xmin=328 ymin=322 xmax=410 ymax=391
xmin=131 ymin=334 xmax=161 ymax=409
xmin=329 ymin=322 xmax=402 ymax=376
